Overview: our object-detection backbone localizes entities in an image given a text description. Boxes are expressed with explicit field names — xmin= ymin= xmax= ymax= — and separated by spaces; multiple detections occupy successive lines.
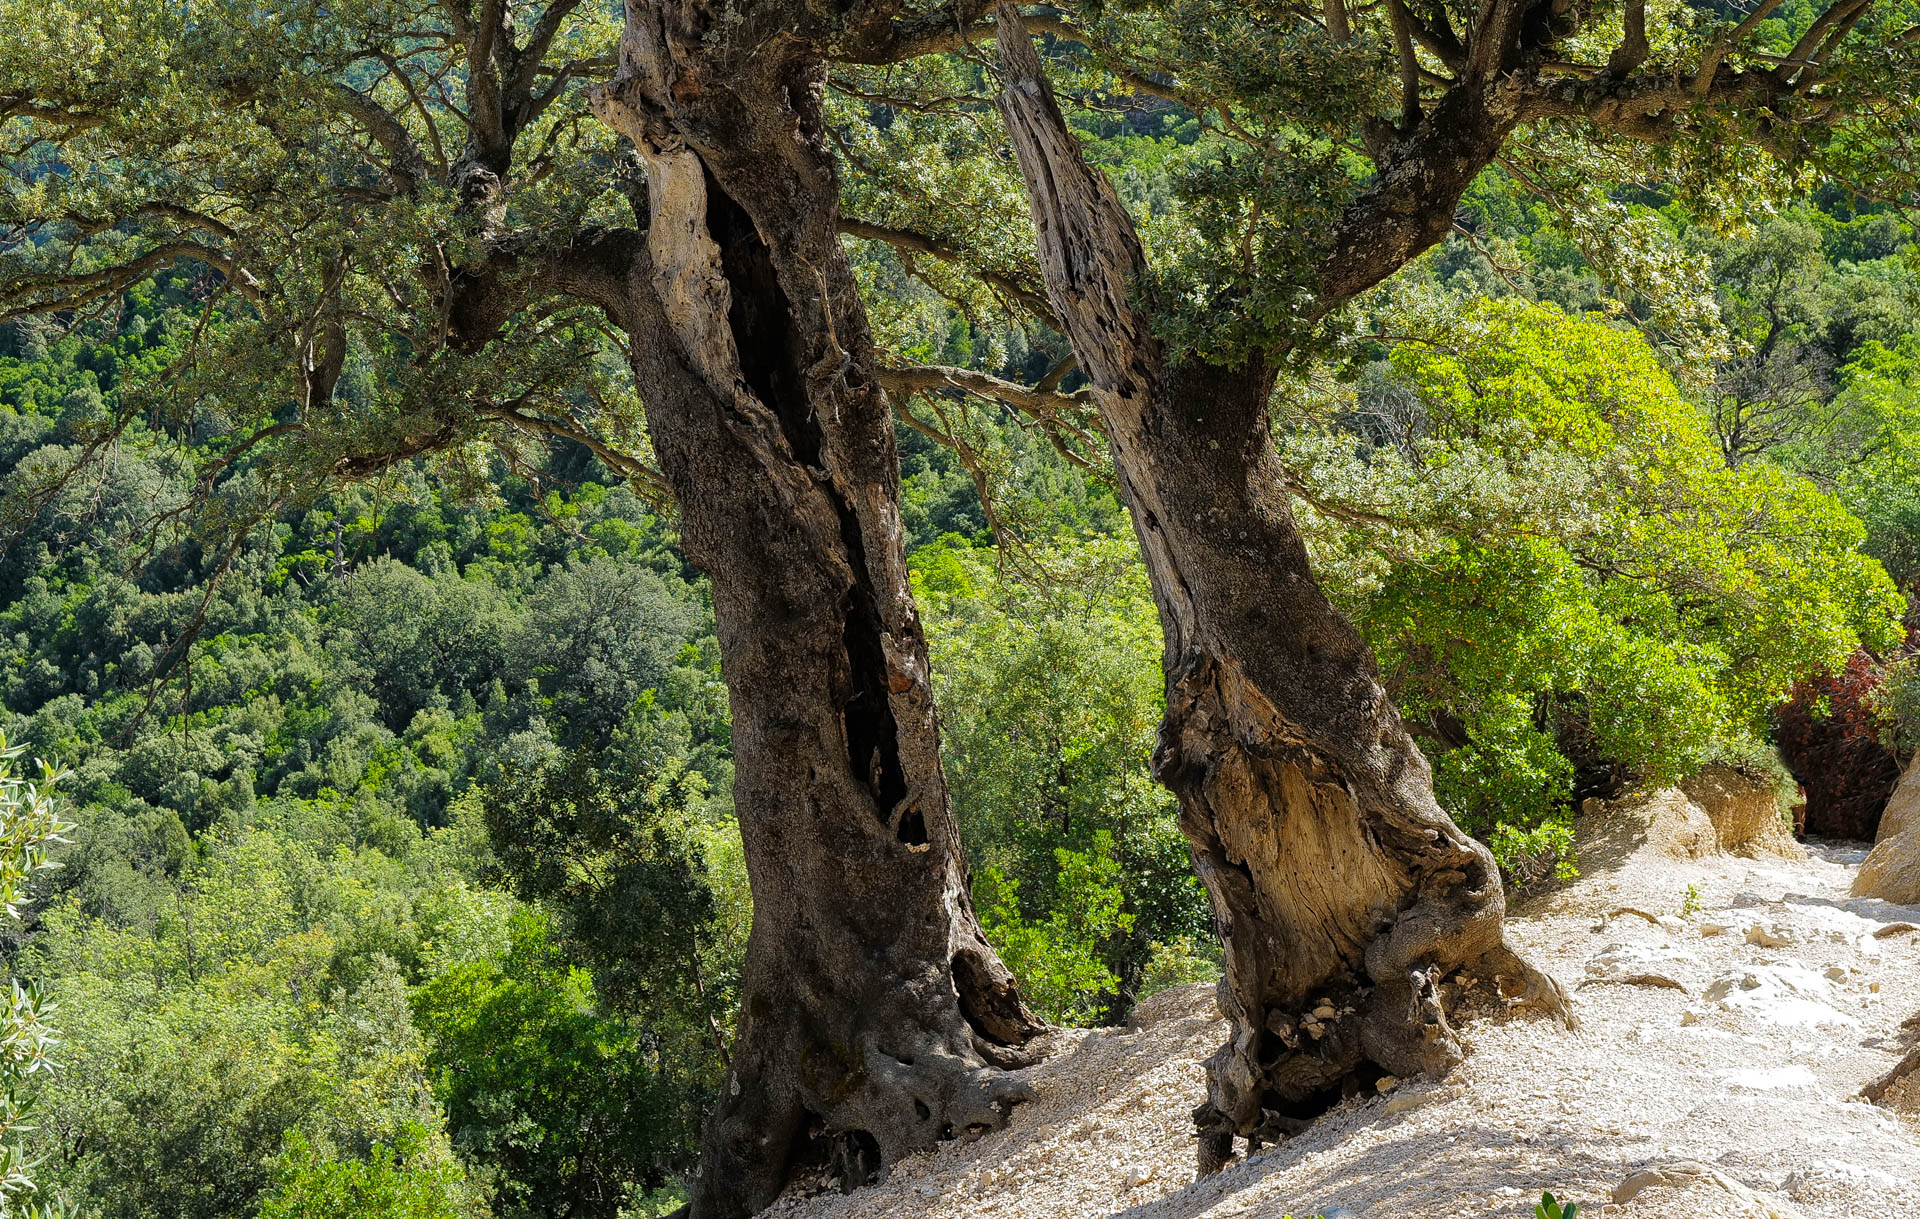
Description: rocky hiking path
xmin=764 ymin=782 xmax=1920 ymax=1219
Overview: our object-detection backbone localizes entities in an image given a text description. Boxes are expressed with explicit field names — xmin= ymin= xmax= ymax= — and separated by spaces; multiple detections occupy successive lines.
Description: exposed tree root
xmin=1861 ymin=1037 xmax=1920 ymax=1104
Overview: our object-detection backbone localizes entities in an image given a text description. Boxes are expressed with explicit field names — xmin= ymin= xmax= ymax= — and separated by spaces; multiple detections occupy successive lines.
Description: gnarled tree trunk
xmin=592 ymin=6 xmax=1045 ymax=1216
xmin=993 ymin=6 xmax=1570 ymax=1170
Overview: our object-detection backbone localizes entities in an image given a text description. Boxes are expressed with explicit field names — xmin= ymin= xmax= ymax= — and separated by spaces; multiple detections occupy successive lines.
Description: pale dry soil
xmin=765 ymin=803 xmax=1920 ymax=1218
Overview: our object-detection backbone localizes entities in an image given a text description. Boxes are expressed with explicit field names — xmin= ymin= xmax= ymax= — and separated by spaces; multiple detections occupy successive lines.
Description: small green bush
xmin=1537 ymin=1191 xmax=1580 ymax=1219
xmin=258 ymin=1126 xmax=470 ymax=1219
xmin=1137 ymin=935 xmax=1222 ymax=1000
xmin=977 ymin=831 xmax=1134 ymax=1025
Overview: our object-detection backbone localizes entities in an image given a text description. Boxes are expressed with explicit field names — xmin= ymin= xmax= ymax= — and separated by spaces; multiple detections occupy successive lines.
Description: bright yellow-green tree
xmin=1282 ymin=299 xmax=1902 ymax=874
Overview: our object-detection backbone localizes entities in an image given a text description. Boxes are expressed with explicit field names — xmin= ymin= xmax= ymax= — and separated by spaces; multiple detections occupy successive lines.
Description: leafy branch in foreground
xmin=0 ymin=731 xmax=72 ymax=1218
xmin=1537 ymin=1189 xmax=1581 ymax=1219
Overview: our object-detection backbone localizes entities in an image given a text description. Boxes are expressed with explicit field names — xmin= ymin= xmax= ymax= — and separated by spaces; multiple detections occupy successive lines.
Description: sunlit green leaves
xmin=1284 ymin=299 xmax=1901 ymax=874
xmin=1144 ymin=133 xmax=1353 ymax=363
xmin=914 ymin=534 xmax=1212 ymax=1018
xmin=0 ymin=732 xmax=67 ymax=1215
xmin=975 ymin=832 xmax=1135 ymax=1026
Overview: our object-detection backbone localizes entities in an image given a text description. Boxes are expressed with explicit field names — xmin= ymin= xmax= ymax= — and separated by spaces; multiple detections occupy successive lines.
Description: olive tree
xmin=2 ymin=6 xmax=1045 ymax=1217
xmin=818 ymin=0 xmax=1920 ymax=1168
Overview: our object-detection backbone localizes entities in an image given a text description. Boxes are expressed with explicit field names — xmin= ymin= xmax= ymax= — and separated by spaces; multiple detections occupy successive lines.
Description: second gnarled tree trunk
xmin=591 ymin=5 xmax=1046 ymax=1217
xmin=994 ymin=5 xmax=1569 ymax=1168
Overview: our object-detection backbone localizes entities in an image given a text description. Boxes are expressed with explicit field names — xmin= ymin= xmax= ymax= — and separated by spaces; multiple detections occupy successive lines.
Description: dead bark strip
xmin=993 ymin=3 xmax=1571 ymax=1169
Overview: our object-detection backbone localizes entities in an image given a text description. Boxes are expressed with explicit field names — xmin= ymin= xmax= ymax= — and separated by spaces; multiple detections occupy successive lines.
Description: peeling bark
xmin=592 ymin=6 xmax=1045 ymax=1216
xmin=994 ymin=5 xmax=1571 ymax=1169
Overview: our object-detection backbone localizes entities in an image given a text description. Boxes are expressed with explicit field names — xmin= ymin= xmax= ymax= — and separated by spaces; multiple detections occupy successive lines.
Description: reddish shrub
xmin=1777 ymin=650 xmax=1903 ymax=841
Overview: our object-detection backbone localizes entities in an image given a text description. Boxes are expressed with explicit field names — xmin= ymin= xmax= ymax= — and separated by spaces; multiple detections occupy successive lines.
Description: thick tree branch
xmin=1784 ymin=0 xmax=1873 ymax=71
xmin=1522 ymin=66 xmax=1789 ymax=139
xmin=1035 ymin=349 xmax=1077 ymax=392
xmin=875 ymin=362 xmax=1091 ymax=416
xmin=0 ymin=99 xmax=104 ymax=129
xmin=838 ymin=0 xmax=998 ymax=63
xmin=446 ymin=224 xmax=645 ymax=349
xmin=302 ymin=257 xmax=349 ymax=412
xmin=0 ymin=242 xmax=259 ymax=322
xmin=480 ymin=399 xmax=673 ymax=502
xmin=881 ymin=362 xmax=1105 ymax=474
xmin=59 ymin=204 xmax=240 ymax=244
xmin=1607 ymin=0 xmax=1649 ymax=77
xmin=1409 ymin=4 xmax=1470 ymax=74
xmin=1389 ymin=0 xmax=1422 ymax=127
xmin=371 ymin=49 xmax=453 ymax=170
xmin=837 ymin=217 xmax=1058 ymax=323
xmin=510 ymin=0 xmax=589 ymax=101
xmin=991 ymin=4 xmax=1159 ymax=402
xmin=841 ymin=9 xmax=1188 ymax=107
xmin=328 ymin=418 xmax=469 ymax=478
xmin=1325 ymin=0 xmax=1353 ymax=43
xmin=456 ymin=0 xmax=513 ymax=177
xmin=330 ymin=83 xmax=431 ymax=191
xmin=1318 ymin=82 xmax=1521 ymax=308
xmin=1695 ymin=0 xmax=1785 ymax=93
xmin=1465 ymin=0 xmax=1532 ymax=84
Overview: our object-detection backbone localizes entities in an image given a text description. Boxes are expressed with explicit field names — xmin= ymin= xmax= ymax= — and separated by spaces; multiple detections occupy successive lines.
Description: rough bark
xmin=994 ymin=5 xmax=1571 ymax=1170
xmin=591 ymin=6 xmax=1045 ymax=1217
